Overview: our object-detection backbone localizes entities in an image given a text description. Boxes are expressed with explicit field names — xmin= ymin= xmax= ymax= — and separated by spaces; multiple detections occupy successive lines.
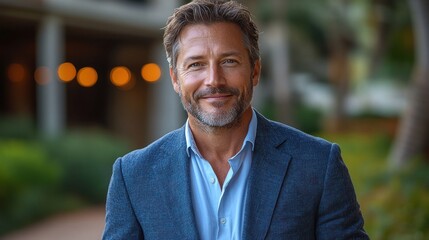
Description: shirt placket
xmin=216 ymin=168 xmax=233 ymax=240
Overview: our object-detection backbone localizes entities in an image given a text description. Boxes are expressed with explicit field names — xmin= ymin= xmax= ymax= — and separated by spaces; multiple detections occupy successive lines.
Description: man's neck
xmin=188 ymin=107 xmax=253 ymax=162
xmin=188 ymin=107 xmax=253 ymax=188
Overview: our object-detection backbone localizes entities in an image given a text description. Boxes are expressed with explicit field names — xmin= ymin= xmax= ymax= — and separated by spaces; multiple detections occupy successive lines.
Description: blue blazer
xmin=103 ymin=112 xmax=369 ymax=239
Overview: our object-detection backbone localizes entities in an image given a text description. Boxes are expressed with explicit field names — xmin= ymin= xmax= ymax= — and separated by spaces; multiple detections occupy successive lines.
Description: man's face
xmin=170 ymin=22 xmax=260 ymax=128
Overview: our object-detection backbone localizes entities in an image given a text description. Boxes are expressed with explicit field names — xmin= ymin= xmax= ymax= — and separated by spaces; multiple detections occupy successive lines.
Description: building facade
xmin=0 ymin=0 xmax=185 ymax=146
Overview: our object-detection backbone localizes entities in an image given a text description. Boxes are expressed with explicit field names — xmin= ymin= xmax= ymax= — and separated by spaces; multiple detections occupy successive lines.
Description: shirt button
xmin=209 ymin=177 xmax=216 ymax=184
xmin=220 ymin=218 xmax=227 ymax=224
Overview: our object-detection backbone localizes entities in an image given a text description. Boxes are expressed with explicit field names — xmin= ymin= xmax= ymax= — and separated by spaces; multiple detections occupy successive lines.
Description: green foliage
xmin=259 ymin=97 xmax=323 ymax=134
xmin=293 ymin=103 xmax=323 ymax=134
xmin=363 ymin=160 xmax=429 ymax=240
xmin=378 ymin=0 xmax=414 ymax=81
xmin=0 ymin=117 xmax=130 ymax=235
xmin=322 ymin=132 xmax=429 ymax=239
xmin=45 ymin=130 xmax=128 ymax=203
xmin=0 ymin=141 xmax=63 ymax=233
xmin=0 ymin=115 xmax=36 ymax=139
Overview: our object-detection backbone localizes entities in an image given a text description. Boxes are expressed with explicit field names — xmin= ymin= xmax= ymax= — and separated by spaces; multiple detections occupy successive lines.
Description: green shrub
xmin=362 ymin=160 xmax=429 ymax=240
xmin=293 ymin=103 xmax=323 ymax=134
xmin=0 ymin=125 xmax=130 ymax=235
xmin=0 ymin=116 xmax=36 ymax=140
xmin=322 ymin=132 xmax=429 ymax=240
xmin=0 ymin=140 xmax=62 ymax=234
xmin=259 ymin=99 xmax=323 ymax=134
xmin=45 ymin=129 xmax=129 ymax=203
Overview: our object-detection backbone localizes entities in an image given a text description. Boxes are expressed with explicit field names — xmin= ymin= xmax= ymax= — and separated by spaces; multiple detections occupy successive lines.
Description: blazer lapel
xmin=242 ymin=113 xmax=292 ymax=239
xmin=155 ymin=127 xmax=199 ymax=238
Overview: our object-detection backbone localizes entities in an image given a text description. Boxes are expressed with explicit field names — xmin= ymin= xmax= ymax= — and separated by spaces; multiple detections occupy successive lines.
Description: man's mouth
xmin=195 ymin=87 xmax=238 ymax=101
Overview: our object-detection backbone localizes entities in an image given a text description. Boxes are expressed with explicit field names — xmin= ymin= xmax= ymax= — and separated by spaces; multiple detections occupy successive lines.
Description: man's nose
xmin=205 ymin=64 xmax=225 ymax=86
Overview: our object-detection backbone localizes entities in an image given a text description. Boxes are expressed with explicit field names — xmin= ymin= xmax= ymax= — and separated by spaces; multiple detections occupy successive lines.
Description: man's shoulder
xmin=119 ymin=127 xmax=185 ymax=168
xmin=257 ymin=113 xmax=338 ymax=169
xmin=256 ymin=112 xmax=332 ymax=148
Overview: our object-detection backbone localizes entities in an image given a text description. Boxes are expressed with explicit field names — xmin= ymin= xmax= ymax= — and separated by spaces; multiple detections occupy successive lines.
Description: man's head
xmin=164 ymin=0 xmax=261 ymax=129
xmin=163 ymin=0 xmax=260 ymax=73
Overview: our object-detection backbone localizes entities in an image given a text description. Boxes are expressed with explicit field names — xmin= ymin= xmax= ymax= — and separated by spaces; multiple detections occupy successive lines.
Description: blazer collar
xmin=167 ymin=111 xmax=291 ymax=239
xmin=160 ymin=127 xmax=200 ymax=238
xmin=242 ymin=112 xmax=292 ymax=239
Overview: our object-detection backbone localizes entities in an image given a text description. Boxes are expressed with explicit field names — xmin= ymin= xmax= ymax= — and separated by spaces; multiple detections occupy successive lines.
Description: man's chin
xmin=195 ymin=110 xmax=240 ymax=128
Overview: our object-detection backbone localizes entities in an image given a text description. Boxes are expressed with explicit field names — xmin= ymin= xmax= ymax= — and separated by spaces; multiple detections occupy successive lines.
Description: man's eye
xmin=223 ymin=59 xmax=238 ymax=65
xmin=189 ymin=62 xmax=202 ymax=68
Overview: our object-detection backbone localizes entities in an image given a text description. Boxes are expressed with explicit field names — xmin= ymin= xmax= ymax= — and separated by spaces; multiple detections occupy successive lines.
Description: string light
xmin=110 ymin=66 xmax=131 ymax=87
xmin=7 ymin=63 xmax=26 ymax=83
xmin=141 ymin=63 xmax=161 ymax=82
xmin=77 ymin=67 xmax=98 ymax=87
xmin=58 ymin=62 xmax=76 ymax=82
xmin=27 ymin=62 xmax=162 ymax=88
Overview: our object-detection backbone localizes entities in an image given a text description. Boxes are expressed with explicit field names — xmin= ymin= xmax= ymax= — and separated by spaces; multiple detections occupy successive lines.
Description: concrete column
xmin=36 ymin=15 xmax=65 ymax=138
xmin=148 ymin=44 xmax=184 ymax=140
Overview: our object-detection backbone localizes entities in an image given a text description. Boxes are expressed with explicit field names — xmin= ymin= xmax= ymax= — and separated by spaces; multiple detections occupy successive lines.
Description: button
xmin=209 ymin=177 xmax=216 ymax=184
xmin=220 ymin=218 xmax=227 ymax=224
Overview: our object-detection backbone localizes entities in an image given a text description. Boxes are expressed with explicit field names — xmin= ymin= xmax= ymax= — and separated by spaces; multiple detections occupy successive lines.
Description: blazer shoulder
xmin=118 ymin=127 xmax=185 ymax=172
xmin=257 ymin=112 xmax=333 ymax=150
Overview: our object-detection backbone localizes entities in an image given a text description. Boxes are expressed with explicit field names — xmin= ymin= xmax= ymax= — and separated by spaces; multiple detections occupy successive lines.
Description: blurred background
xmin=0 ymin=0 xmax=428 ymax=239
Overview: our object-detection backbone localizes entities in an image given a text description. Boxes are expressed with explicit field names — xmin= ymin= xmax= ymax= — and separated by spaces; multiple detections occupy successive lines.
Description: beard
xmin=178 ymin=81 xmax=253 ymax=129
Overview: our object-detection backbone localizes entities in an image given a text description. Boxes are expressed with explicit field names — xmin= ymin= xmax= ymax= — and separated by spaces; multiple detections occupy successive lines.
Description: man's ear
xmin=170 ymin=68 xmax=180 ymax=94
xmin=252 ymin=59 xmax=261 ymax=86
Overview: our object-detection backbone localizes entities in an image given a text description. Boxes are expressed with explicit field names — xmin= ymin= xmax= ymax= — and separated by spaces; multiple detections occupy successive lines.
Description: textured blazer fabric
xmin=102 ymin=112 xmax=369 ymax=240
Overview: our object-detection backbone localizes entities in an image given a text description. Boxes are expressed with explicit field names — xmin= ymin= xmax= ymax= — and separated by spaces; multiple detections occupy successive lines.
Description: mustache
xmin=194 ymin=87 xmax=240 ymax=100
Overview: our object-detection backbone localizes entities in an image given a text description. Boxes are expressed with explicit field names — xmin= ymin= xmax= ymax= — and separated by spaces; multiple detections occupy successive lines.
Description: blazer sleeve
xmin=102 ymin=158 xmax=144 ymax=240
xmin=316 ymin=144 xmax=369 ymax=239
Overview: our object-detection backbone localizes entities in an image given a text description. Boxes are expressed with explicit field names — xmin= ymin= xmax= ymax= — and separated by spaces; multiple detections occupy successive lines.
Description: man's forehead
xmin=179 ymin=23 xmax=241 ymax=40
xmin=177 ymin=23 xmax=247 ymax=56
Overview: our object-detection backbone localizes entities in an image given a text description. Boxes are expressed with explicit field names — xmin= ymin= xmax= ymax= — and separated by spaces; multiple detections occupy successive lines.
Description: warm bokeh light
xmin=77 ymin=67 xmax=98 ymax=87
xmin=58 ymin=62 xmax=76 ymax=82
xmin=34 ymin=67 xmax=51 ymax=85
xmin=110 ymin=66 xmax=131 ymax=87
xmin=119 ymin=76 xmax=136 ymax=91
xmin=7 ymin=63 xmax=26 ymax=83
xmin=141 ymin=63 xmax=161 ymax=82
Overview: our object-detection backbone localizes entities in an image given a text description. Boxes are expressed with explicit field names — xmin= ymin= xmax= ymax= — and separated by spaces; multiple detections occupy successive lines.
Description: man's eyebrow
xmin=181 ymin=51 xmax=244 ymax=65
xmin=220 ymin=51 xmax=242 ymax=58
xmin=183 ymin=55 xmax=204 ymax=62
xmin=188 ymin=51 xmax=242 ymax=59
xmin=181 ymin=55 xmax=205 ymax=67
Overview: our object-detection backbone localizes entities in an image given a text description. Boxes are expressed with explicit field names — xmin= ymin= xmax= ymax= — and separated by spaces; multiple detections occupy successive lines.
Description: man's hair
xmin=163 ymin=0 xmax=260 ymax=72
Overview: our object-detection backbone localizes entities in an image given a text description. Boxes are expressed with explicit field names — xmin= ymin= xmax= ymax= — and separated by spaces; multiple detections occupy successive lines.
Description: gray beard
xmin=183 ymin=97 xmax=243 ymax=129
xmin=179 ymin=85 xmax=252 ymax=130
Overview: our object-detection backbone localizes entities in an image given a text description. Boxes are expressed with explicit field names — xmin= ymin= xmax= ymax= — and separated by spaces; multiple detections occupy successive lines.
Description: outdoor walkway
xmin=1 ymin=206 xmax=105 ymax=240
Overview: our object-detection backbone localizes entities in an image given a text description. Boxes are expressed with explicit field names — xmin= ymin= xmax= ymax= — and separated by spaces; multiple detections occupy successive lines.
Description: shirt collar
xmin=185 ymin=108 xmax=258 ymax=157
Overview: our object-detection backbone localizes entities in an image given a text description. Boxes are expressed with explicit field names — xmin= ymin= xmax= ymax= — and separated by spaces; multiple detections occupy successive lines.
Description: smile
xmin=201 ymin=93 xmax=232 ymax=99
xmin=200 ymin=94 xmax=233 ymax=105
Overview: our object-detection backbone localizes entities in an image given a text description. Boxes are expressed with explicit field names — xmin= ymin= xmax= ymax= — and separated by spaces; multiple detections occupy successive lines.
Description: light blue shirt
xmin=185 ymin=109 xmax=257 ymax=240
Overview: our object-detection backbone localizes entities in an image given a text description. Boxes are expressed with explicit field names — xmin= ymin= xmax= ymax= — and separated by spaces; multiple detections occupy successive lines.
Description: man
xmin=102 ymin=0 xmax=369 ymax=239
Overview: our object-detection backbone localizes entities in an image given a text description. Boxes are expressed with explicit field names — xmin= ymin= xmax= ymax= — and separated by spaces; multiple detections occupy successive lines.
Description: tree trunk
xmin=326 ymin=27 xmax=353 ymax=132
xmin=368 ymin=0 xmax=394 ymax=77
xmin=389 ymin=0 xmax=429 ymax=168
xmin=266 ymin=22 xmax=293 ymax=125
xmin=328 ymin=36 xmax=350 ymax=132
